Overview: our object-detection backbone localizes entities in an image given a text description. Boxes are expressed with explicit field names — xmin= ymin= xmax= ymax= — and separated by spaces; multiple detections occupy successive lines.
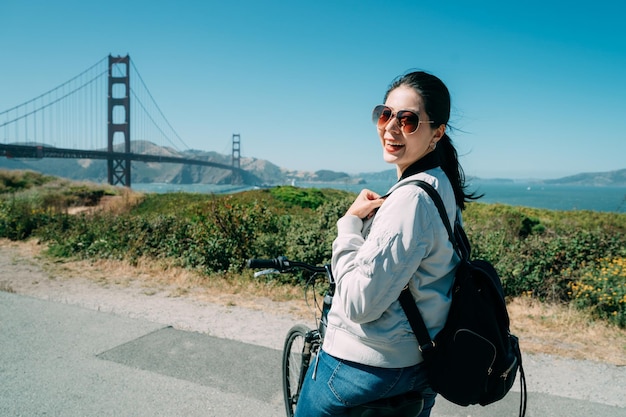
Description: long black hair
xmin=384 ymin=71 xmax=481 ymax=210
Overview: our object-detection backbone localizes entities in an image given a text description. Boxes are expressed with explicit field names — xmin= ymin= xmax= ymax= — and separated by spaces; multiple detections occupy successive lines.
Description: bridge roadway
xmin=0 ymin=143 xmax=250 ymax=178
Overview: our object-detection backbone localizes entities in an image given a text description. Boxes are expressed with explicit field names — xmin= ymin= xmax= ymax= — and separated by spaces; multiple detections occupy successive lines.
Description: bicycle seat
xmin=348 ymin=391 xmax=423 ymax=417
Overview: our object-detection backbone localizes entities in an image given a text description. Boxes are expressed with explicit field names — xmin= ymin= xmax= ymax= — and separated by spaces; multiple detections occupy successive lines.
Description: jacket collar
xmin=399 ymin=151 xmax=441 ymax=181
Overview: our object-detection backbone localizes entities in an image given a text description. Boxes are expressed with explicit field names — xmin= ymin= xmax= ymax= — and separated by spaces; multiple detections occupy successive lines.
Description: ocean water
xmin=132 ymin=180 xmax=626 ymax=213
xmin=467 ymin=181 xmax=626 ymax=213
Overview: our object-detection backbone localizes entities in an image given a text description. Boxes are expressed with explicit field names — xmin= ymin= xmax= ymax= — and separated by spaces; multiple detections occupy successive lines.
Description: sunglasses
xmin=372 ymin=105 xmax=433 ymax=134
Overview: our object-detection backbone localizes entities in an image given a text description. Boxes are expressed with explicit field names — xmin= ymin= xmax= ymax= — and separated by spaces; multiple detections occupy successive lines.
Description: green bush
xmin=0 ymin=195 xmax=55 ymax=240
xmin=43 ymin=212 xmax=123 ymax=259
xmin=463 ymin=203 xmax=626 ymax=303
xmin=269 ymin=186 xmax=326 ymax=209
xmin=187 ymin=197 xmax=277 ymax=272
xmin=569 ymin=257 xmax=626 ymax=328
xmin=0 ymin=170 xmax=55 ymax=193
xmin=41 ymin=194 xmax=292 ymax=273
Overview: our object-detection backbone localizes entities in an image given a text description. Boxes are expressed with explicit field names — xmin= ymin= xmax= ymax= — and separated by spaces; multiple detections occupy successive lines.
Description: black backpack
xmin=398 ymin=180 xmax=527 ymax=416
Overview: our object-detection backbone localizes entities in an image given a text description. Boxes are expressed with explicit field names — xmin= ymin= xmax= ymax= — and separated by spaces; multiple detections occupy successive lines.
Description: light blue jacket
xmin=323 ymin=168 xmax=459 ymax=368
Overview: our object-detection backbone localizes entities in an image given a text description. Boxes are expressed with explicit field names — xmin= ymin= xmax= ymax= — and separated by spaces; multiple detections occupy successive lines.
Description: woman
xmin=294 ymin=71 xmax=479 ymax=417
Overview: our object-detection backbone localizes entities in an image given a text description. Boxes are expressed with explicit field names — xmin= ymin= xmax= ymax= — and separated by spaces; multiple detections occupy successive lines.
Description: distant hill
xmin=1 ymin=141 xmax=624 ymax=187
xmin=542 ymin=169 xmax=626 ymax=186
xmin=356 ymin=169 xmax=626 ymax=187
xmin=357 ymin=169 xmax=396 ymax=182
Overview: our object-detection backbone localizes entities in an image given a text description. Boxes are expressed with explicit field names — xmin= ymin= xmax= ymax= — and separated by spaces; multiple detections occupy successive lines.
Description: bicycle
xmin=247 ymin=256 xmax=424 ymax=417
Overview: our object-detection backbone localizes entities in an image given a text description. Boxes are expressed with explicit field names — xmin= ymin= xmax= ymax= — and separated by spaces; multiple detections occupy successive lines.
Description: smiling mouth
xmin=385 ymin=140 xmax=405 ymax=150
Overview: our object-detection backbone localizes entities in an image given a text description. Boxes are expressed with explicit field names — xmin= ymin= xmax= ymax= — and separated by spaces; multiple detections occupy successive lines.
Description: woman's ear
xmin=432 ymin=124 xmax=446 ymax=144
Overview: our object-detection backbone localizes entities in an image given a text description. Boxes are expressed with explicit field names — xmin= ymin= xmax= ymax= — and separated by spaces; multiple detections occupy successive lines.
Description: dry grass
xmin=5 ymin=239 xmax=626 ymax=366
xmin=508 ymin=297 xmax=626 ymax=365
xmin=66 ymin=188 xmax=144 ymax=215
xmin=27 ymin=240 xmax=315 ymax=320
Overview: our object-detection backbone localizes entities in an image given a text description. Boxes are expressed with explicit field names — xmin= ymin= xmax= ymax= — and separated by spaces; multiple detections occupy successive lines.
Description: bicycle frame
xmin=247 ymin=256 xmax=423 ymax=417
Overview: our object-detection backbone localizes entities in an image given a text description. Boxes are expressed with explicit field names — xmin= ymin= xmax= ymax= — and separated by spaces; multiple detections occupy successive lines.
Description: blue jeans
xmin=293 ymin=350 xmax=436 ymax=417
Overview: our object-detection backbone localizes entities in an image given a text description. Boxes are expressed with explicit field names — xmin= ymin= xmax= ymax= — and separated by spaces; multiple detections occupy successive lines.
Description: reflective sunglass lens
xmin=372 ymin=105 xmax=391 ymax=125
xmin=397 ymin=111 xmax=419 ymax=134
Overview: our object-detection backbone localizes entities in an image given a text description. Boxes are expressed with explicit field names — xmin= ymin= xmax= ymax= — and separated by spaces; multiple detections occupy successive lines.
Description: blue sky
xmin=1 ymin=0 xmax=625 ymax=179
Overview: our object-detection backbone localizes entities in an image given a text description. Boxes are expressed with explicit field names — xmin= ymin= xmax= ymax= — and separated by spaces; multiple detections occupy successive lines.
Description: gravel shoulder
xmin=1 ymin=239 xmax=625 ymax=409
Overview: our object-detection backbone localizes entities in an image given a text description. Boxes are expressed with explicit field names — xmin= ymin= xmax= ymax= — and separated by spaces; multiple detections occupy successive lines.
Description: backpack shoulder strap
xmin=412 ymin=180 xmax=472 ymax=261
xmin=399 ymin=284 xmax=435 ymax=355
xmin=411 ymin=180 xmax=460 ymax=257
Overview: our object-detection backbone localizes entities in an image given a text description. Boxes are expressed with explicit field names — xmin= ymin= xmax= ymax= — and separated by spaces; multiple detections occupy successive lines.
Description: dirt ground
xmin=1 ymin=238 xmax=625 ymax=366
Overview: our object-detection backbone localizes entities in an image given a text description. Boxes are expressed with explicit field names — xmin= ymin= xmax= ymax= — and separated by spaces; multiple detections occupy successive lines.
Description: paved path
xmin=1 ymin=291 xmax=283 ymax=416
xmin=1 ymin=291 xmax=625 ymax=416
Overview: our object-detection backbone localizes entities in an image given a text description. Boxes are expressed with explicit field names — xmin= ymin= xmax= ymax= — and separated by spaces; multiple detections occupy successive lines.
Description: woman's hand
xmin=346 ymin=189 xmax=386 ymax=220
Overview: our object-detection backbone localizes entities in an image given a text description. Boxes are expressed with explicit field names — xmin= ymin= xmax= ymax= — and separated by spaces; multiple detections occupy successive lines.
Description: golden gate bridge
xmin=0 ymin=55 xmax=254 ymax=187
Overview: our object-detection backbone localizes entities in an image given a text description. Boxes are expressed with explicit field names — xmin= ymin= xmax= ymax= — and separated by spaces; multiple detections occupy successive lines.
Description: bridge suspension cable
xmin=0 ymin=70 xmax=108 ymax=129
xmin=128 ymin=59 xmax=190 ymax=151
xmin=0 ymin=56 xmax=108 ymax=117
xmin=1 ymin=57 xmax=108 ymax=150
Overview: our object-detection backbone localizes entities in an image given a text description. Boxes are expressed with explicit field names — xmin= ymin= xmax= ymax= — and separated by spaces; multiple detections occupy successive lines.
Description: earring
xmin=430 ymin=142 xmax=437 ymax=150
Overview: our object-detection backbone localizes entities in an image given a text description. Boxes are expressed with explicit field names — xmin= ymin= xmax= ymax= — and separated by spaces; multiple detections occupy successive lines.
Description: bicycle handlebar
xmin=247 ymin=256 xmax=329 ymax=275
xmin=247 ymin=257 xmax=286 ymax=270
